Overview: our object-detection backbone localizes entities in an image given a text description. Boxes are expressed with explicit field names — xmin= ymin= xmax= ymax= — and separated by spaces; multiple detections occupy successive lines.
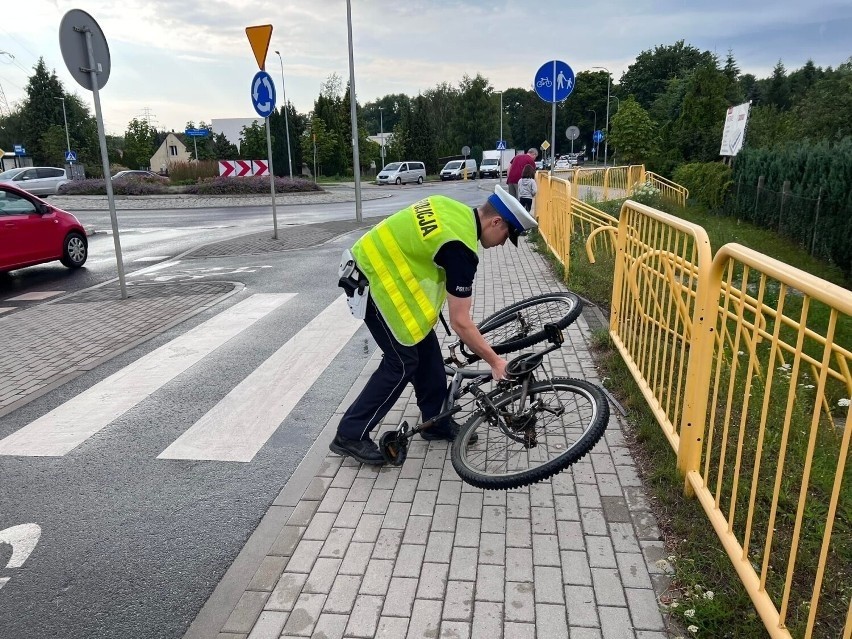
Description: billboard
xmin=719 ymin=102 xmax=751 ymax=156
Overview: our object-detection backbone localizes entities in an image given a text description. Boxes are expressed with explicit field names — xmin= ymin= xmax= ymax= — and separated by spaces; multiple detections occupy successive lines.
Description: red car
xmin=0 ymin=182 xmax=88 ymax=272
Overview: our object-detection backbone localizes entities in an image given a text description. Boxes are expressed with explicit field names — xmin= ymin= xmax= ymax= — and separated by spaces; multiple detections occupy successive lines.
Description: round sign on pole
xmin=566 ymin=126 xmax=580 ymax=141
xmin=251 ymin=71 xmax=276 ymax=118
xmin=59 ymin=9 xmax=111 ymax=91
xmin=534 ymin=60 xmax=575 ymax=103
xmin=461 ymin=145 xmax=470 ymax=157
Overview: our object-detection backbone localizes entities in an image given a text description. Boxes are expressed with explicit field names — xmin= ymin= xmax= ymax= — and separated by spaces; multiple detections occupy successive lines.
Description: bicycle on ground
xmin=377 ymin=292 xmax=610 ymax=490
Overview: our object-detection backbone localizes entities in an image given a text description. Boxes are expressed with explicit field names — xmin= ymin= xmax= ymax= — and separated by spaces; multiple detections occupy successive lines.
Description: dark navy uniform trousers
xmin=337 ymin=297 xmax=449 ymax=441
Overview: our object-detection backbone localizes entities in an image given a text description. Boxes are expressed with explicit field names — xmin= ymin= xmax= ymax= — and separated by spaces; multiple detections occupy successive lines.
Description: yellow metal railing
xmin=533 ymin=172 xmax=619 ymax=274
xmin=646 ymin=171 xmax=689 ymax=207
xmin=537 ymin=190 xmax=852 ymax=639
xmin=683 ymin=245 xmax=852 ymax=639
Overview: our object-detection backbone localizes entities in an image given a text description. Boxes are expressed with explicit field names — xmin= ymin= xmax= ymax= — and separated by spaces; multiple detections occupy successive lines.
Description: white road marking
xmin=0 ymin=308 xmax=13 ymax=314
xmin=0 ymin=294 xmax=295 ymax=457
xmin=158 ymin=295 xmax=361 ymax=462
xmin=132 ymin=256 xmax=172 ymax=262
xmin=0 ymin=523 xmax=41 ymax=568
xmin=128 ymin=260 xmax=181 ymax=277
xmin=6 ymin=291 xmax=65 ymax=301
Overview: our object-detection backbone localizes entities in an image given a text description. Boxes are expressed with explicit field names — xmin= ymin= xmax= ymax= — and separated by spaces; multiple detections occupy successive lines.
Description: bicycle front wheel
xmin=477 ymin=292 xmax=582 ymax=356
xmin=451 ymin=377 xmax=608 ymax=490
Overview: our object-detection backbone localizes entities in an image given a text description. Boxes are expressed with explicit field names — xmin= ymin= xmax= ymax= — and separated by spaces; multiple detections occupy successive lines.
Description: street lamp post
xmin=586 ymin=109 xmax=596 ymax=163
xmin=592 ymin=66 xmax=611 ymax=167
xmin=55 ymin=96 xmax=71 ymax=162
xmin=496 ymin=90 xmax=504 ymax=184
xmin=274 ymin=50 xmax=293 ymax=179
xmin=378 ymin=106 xmax=384 ymax=167
xmin=612 ymin=96 xmax=620 ymax=113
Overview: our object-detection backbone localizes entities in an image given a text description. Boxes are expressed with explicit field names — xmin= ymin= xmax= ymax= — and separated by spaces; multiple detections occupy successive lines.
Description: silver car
xmin=0 ymin=167 xmax=69 ymax=196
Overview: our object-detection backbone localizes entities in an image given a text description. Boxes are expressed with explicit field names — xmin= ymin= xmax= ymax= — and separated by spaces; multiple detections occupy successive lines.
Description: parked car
xmin=0 ymin=166 xmax=69 ymax=196
xmin=376 ymin=161 xmax=426 ymax=185
xmin=440 ymin=159 xmax=477 ymax=181
xmin=111 ymin=170 xmax=168 ymax=182
xmin=554 ymin=156 xmax=572 ymax=170
xmin=0 ymin=183 xmax=88 ymax=272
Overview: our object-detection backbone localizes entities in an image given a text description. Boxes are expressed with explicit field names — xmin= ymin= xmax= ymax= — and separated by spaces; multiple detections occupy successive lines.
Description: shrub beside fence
xmin=723 ymin=178 xmax=852 ymax=278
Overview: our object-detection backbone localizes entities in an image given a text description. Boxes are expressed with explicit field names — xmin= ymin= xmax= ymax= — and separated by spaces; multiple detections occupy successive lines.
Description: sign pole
xmin=84 ymin=27 xmax=127 ymax=299
xmin=550 ymin=60 xmax=557 ymax=176
xmin=265 ymin=116 xmax=278 ymax=239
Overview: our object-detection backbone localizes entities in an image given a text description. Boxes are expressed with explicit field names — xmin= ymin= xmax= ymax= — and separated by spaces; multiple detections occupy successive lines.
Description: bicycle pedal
xmin=396 ymin=420 xmax=409 ymax=435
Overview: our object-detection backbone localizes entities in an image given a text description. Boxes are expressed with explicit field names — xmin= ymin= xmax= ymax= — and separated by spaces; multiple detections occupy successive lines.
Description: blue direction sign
xmin=65 ymin=150 xmax=77 ymax=162
xmin=534 ymin=60 xmax=575 ymax=103
xmin=593 ymin=130 xmax=604 ymax=143
xmin=14 ymin=144 xmax=25 ymax=156
xmin=184 ymin=128 xmax=210 ymax=137
xmin=496 ymin=140 xmax=506 ymax=150
xmin=251 ymin=71 xmax=276 ymax=118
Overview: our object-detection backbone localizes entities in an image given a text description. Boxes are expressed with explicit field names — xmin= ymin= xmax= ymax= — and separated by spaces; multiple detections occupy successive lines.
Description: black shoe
xmin=420 ymin=419 xmax=478 ymax=444
xmin=329 ymin=434 xmax=386 ymax=465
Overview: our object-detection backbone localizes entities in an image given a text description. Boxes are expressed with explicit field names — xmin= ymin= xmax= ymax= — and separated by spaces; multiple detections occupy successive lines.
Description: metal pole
xmin=55 ymin=97 xmax=71 ymax=160
xmin=499 ymin=91 xmax=504 ymax=184
xmin=274 ymin=50 xmax=293 ymax=179
xmin=83 ymin=28 xmax=127 ymax=298
xmin=379 ymin=107 xmax=384 ymax=167
xmin=346 ymin=0 xmax=362 ymax=222
xmin=593 ymin=66 xmax=611 ymax=167
xmin=551 ymin=62 xmax=557 ymax=170
xmin=313 ymin=133 xmax=317 ymax=183
xmin=265 ymin=116 xmax=279 ymax=239
xmin=587 ymin=109 xmax=596 ymax=163
xmin=811 ymin=186 xmax=822 ymax=256
xmin=193 ymin=136 xmax=198 ymax=161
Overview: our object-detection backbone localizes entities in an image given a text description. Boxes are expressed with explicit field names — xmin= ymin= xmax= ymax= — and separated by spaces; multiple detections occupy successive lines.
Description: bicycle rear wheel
xmin=476 ymin=292 xmax=582 ymax=356
xmin=451 ymin=377 xmax=608 ymax=490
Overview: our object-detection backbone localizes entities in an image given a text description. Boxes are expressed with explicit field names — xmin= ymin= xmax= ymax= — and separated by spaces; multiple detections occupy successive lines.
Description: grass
xmin=529 ymin=194 xmax=852 ymax=638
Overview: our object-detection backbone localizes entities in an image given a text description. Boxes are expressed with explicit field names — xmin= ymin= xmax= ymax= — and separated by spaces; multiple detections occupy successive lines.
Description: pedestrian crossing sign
xmin=496 ymin=140 xmax=506 ymax=150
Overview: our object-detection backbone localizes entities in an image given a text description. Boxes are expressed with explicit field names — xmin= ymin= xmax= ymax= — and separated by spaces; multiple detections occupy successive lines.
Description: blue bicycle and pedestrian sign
xmin=534 ymin=60 xmax=575 ymax=103
xmin=251 ymin=70 xmax=276 ymax=118
xmin=593 ymin=130 xmax=605 ymax=143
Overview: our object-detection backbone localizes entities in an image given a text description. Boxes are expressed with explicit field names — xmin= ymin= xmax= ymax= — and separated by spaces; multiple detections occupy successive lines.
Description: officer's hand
xmin=490 ymin=358 xmax=509 ymax=382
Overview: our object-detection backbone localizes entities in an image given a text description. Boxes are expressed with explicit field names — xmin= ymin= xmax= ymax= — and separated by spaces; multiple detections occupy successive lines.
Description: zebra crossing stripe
xmin=157 ymin=295 xmax=361 ymax=462
xmin=0 ymin=294 xmax=295 ymax=457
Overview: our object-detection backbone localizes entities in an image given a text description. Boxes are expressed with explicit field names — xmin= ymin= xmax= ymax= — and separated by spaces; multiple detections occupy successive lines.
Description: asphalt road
xmin=0 ymin=179 xmax=493 ymax=639
xmin=0 ymin=180 xmax=491 ymax=300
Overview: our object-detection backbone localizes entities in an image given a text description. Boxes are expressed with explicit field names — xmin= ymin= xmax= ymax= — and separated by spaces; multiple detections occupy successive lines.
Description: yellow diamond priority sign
xmin=541 ymin=140 xmax=551 ymax=151
xmin=246 ymin=24 xmax=273 ymax=70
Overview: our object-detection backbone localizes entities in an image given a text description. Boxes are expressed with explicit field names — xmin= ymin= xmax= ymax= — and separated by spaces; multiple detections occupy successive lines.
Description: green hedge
xmin=672 ymin=162 xmax=732 ymax=208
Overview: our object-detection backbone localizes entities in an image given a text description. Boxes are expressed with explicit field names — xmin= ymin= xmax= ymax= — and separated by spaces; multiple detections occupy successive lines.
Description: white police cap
xmin=488 ymin=184 xmax=538 ymax=246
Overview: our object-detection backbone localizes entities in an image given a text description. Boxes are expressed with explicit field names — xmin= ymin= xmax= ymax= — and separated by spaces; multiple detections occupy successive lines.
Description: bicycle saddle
xmin=506 ymin=352 xmax=545 ymax=377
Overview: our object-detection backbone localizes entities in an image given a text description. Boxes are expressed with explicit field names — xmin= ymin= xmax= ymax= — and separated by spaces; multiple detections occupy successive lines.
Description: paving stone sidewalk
xmin=0 ymin=280 xmax=240 ymax=417
xmin=187 ymin=238 xmax=671 ymax=639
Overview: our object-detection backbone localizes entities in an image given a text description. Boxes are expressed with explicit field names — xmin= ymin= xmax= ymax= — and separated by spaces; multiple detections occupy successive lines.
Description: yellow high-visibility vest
xmin=352 ymin=195 xmax=478 ymax=345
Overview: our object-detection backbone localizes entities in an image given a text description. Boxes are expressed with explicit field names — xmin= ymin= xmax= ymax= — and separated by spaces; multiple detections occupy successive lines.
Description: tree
xmin=765 ymin=60 xmax=791 ymax=110
xmin=722 ymin=50 xmax=744 ymax=105
xmin=212 ymin=132 xmax=238 ymax=160
xmin=620 ymin=40 xmax=715 ymax=109
xmin=608 ymin=97 xmax=657 ymax=165
xmin=300 ymin=117 xmax=338 ymax=177
xmin=123 ymin=118 xmax=157 ymax=169
xmin=673 ymin=62 xmax=729 ymax=162
xmin=794 ymin=69 xmax=852 ymax=140
xmin=239 ymin=121 xmax=267 ymax=159
xmin=21 ymin=58 xmax=66 ymax=164
xmin=451 ymin=74 xmax=495 ymax=158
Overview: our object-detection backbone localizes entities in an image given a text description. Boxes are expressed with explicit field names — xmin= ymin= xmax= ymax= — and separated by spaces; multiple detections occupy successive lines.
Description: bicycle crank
xmin=379 ymin=423 xmax=410 ymax=466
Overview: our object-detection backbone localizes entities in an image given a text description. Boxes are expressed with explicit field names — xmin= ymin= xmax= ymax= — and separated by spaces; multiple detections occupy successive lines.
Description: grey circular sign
xmin=461 ymin=145 xmax=471 ymax=156
xmin=59 ymin=9 xmax=111 ymax=91
xmin=566 ymin=126 xmax=580 ymax=141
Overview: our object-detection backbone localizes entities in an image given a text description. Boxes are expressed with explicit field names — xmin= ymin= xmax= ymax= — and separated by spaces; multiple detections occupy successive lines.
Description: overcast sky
xmin=1 ymin=0 xmax=849 ymax=136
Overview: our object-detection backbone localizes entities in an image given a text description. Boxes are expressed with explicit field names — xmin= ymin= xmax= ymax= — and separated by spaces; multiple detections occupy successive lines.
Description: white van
xmin=440 ymin=159 xmax=477 ymax=181
xmin=377 ymin=161 xmax=426 ymax=185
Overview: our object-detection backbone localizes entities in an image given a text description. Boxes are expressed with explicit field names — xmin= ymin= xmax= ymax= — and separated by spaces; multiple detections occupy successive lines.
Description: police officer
xmin=330 ymin=185 xmax=538 ymax=465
